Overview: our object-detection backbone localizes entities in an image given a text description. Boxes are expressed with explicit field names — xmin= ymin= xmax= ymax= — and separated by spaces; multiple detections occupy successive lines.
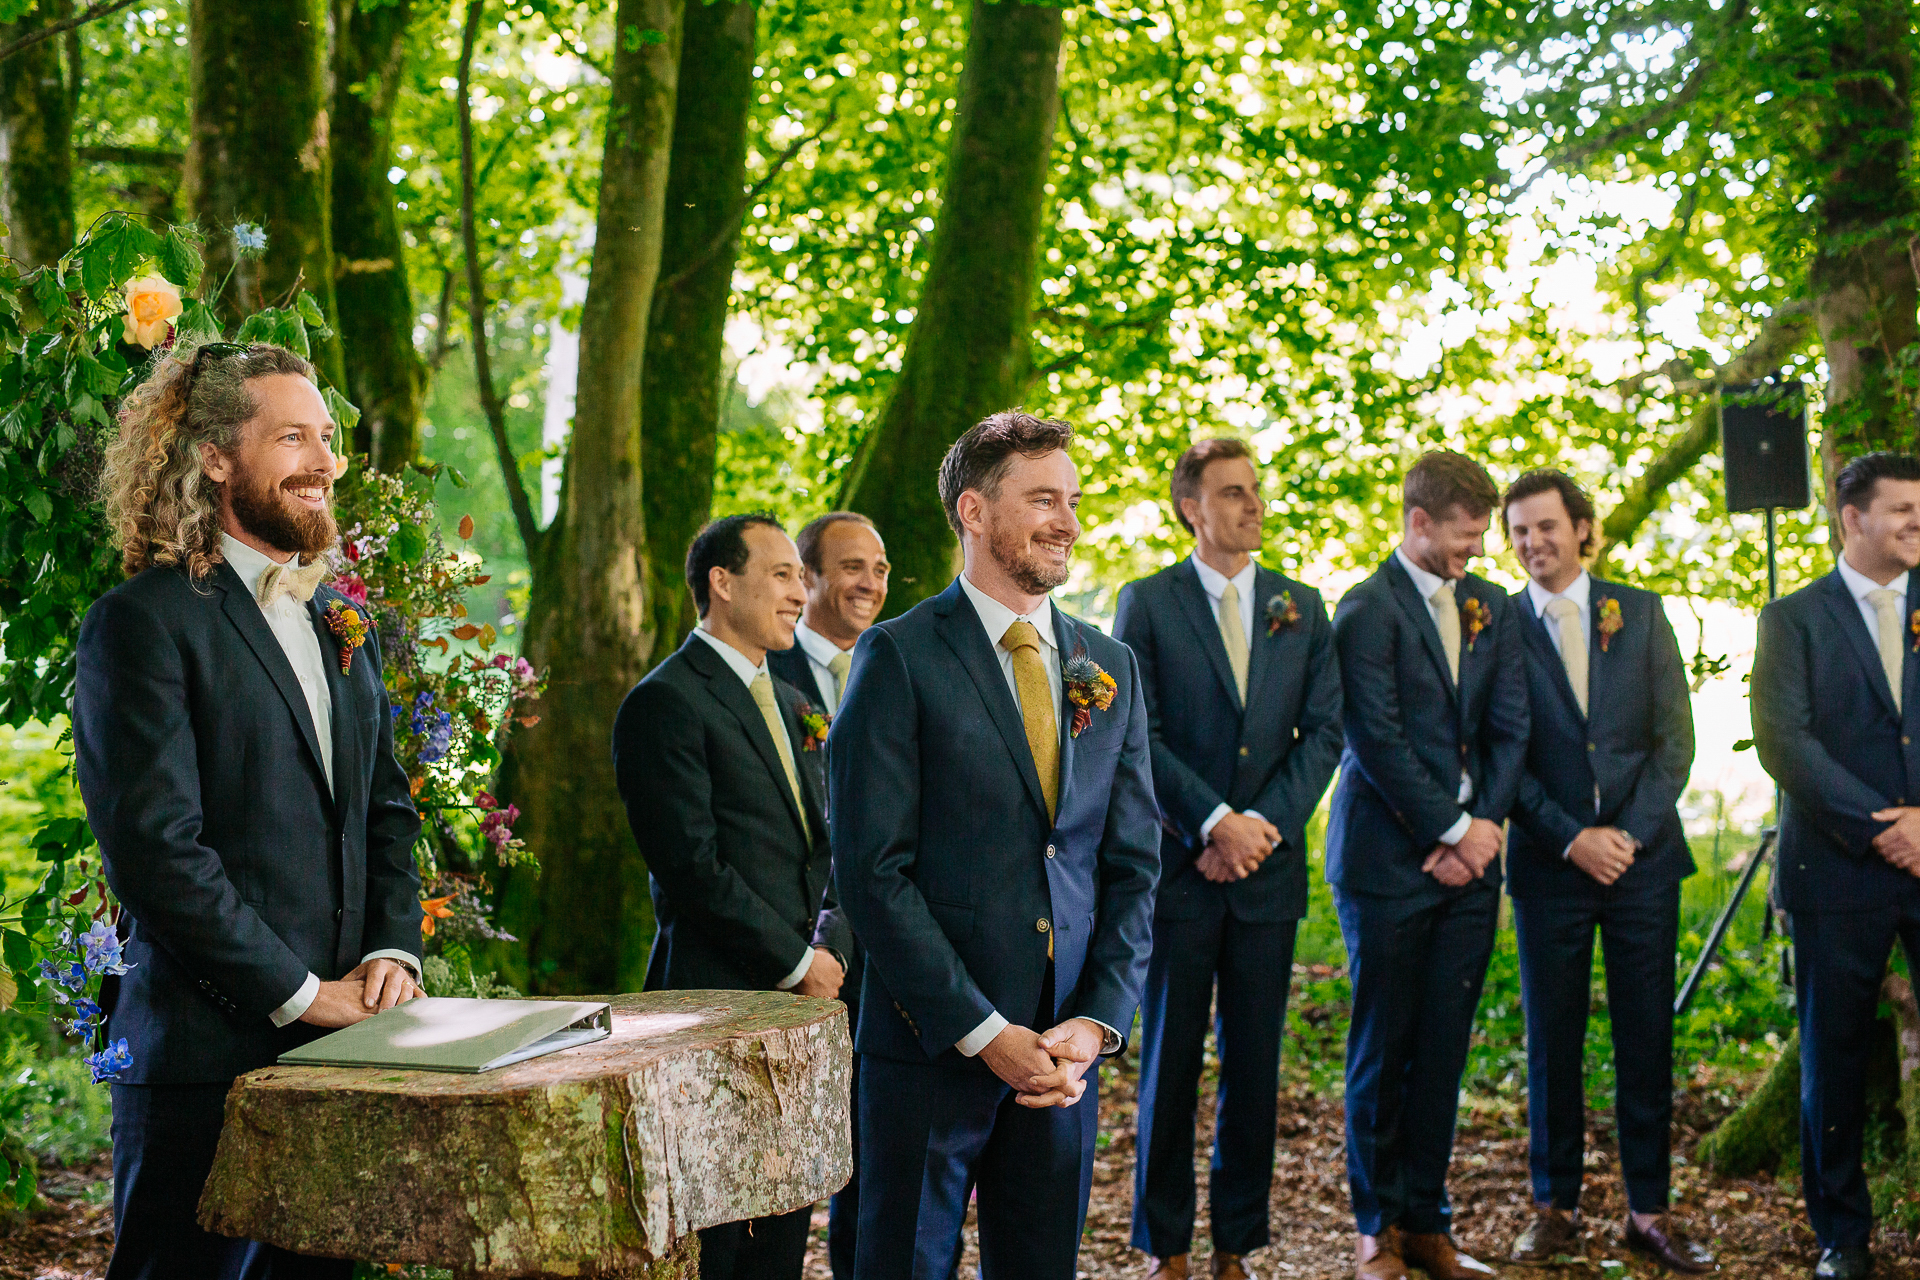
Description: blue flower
xmin=419 ymin=710 xmax=454 ymax=765
xmin=78 ymin=920 xmax=130 ymax=976
xmin=232 ymin=222 xmax=268 ymax=253
xmin=63 ymin=997 xmax=102 ymax=1039
xmin=39 ymin=957 xmax=86 ymax=993
xmin=84 ymin=1038 xmax=132 ymax=1083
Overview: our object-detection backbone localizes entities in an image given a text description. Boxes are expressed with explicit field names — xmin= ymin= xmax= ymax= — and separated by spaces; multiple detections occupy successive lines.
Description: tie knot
xmin=1001 ymin=619 xmax=1042 ymax=655
xmin=1431 ymin=580 xmax=1456 ymax=607
xmin=1545 ymin=596 xmax=1578 ymax=621
xmin=828 ymin=650 xmax=852 ymax=678
xmin=1219 ymin=581 xmax=1239 ymax=605
xmin=1871 ymin=587 xmax=1903 ymax=613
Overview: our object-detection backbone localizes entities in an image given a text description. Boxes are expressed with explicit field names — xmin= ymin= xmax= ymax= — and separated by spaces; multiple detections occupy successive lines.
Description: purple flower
xmin=85 ymin=1038 xmax=133 ymax=1082
xmin=39 ymin=957 xmax=87 ymax=993
xmin=79 ymin=920 xmax=131 ymax=976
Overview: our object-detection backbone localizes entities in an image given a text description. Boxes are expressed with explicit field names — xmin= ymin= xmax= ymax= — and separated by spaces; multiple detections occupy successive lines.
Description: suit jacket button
xmin=1239 ymin=746 xmax=1250 ymax=756
xmin=1036 ymin=918 xmax=1050 ymax=934
xmin=1046 ymin=844 xmax=1056 ymax=858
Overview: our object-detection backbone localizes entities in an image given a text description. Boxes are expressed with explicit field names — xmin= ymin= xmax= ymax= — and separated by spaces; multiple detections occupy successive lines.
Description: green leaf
xmin=1 ymin=930 xmax=32 ymax=975
xmin=394 ymin=522 xmax=429 ymax=565
xmin=157 ymin=228 xmax=201 ymax=290
xmin=177 ymin=298 xmax=221 ymax=340
xmin=296 ymin=290 xmax=326 ymax=327
xmin=233 ymin=311 xmax=276 ymax=345
xmin=12 ymin=1161 xmax=32 ymax=1208
xmin=444 ymin=466 xmax=469 ymax=489
xmin=22 ymin=489 xmax=49 ymax=524
xmin=321 ymin=386 xmax=361 ymax=433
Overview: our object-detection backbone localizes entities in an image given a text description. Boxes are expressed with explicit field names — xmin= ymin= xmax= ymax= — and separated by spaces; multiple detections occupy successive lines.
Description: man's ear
xmin=1406 ymin=504 xmax=1431 ymax=538
xmin=955 ymin=490 xmax=984 ymax=539
xmin=707 ymin=565 xmax=734 ymax=608
xmin=198 ymin=440 xmax=232 ymax=484
xmin=1178 ymin=496 xmax=1201 ymax=531
xmin=801 ymin=565 xmax=820 ymax=591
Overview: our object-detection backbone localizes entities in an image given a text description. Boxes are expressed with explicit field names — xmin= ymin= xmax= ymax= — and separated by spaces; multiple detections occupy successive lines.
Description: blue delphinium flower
xmin=420 ymin=710 xmax=454 ymax=764
xmin=84 ymin=1038 xmax=132 ymax=1083
xmin=78 ymin=920 xmax=131 ymax=976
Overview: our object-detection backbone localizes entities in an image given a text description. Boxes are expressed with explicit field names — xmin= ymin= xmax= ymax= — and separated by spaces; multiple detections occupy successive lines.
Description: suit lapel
xmin=1385 ymin=557 xmax=1457 ymax=704
xmin=1518 ymin=590 xmax=1585 ymax=722
xmin=1819 ymin=572 xmax=1900 ymax=718
xmin=1171 ymin=561 xmax=1243 ymax=710
xmin=309 ymin=593 xmax=353 ymax=796
xmin=1586 ymin=580 xmax=1614 ymax=728
xmin=932 ymin=583 xmax=1050 ymax=821
xmin=1906 ymin=574 xmax=1920 ymax=721
xmin=685 ymin=636 xmax=812 ymax=843
xmin=1244 ymin=566 xmax=1285 ymax=713
xmin=1052 ymin=607 xmax=1080 ymax=818
xmin=215 ymin=563 xmax=332 ymax=794
xmin=779 ymin=681 xmax=829 ymax=836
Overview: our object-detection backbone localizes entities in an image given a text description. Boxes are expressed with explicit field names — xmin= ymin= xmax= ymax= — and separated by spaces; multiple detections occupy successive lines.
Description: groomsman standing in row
xmin=1115 ymin=438 xmax=1344 ymax=1280
xmin=1754 ymin=452 xmax=1920 ymax=1280
xmin=1499 ymin=470 xmax=1713 ymax=1272
xmin=1328 ymin=451 xmax=1528 ymax=1280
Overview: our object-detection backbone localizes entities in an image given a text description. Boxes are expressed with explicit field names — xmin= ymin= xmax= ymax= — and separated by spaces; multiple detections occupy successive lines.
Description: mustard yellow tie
xmin=1218 ymin=581 xmax=1249 ymax=705
xmin=827 ymin=650 xmax=852 ymax=702
xmin=1871 ymin=588 xmax=1905 ymax=714
xmin=1001 ymin=620 xmax=1059 ymax=823
xmin=1431 ymin=581 xmax=1461 ymax=686
xmin=750 ymin=672 xmax=810 ymax=841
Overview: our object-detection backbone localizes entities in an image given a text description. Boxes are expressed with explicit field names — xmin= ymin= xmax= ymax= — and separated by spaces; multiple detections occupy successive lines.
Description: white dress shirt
xmin=792 ymin=619 xmax=853 ymax=715
xmin=1837 ymin=555 xmax=1911 ymax=650
xmin=219 ymin=535 xmax=419 ymax=1028
xmin=1189 ymin=555 xmax=1271 ymax=843
xmin=1393 ymin=546 xmax=1473 ymax=846
xmin=952 ymin=573 xmax=1119 ymax=1059
xmin=1526 ymin=568 xmax=1601 ymax=842
xmin=691 ymin=626 xmax=815 ymax=992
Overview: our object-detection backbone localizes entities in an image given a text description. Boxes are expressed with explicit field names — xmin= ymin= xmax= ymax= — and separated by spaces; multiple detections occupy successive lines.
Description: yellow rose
xmin=122 ymin=275 xmax=183 ymax=348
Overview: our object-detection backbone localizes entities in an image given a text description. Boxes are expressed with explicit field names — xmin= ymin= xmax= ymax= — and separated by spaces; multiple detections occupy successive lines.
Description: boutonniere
xmin=1596 ymin=596 xmax=1624 ymax=652
xmin=1459 ymin=594 xmax=1488 ymax=652
xmin=1265 ymin=591 xmax=1302 ymax=637
xmin=1063 ymin=649 xmax=1118 ymax=739
xmin=1910 ymin=609 xmax=1919 ymax=652
xmin=797 ymin=704 xmax=830 ymax=752
xmin=322 ymin=600 xmax=370 ymax=674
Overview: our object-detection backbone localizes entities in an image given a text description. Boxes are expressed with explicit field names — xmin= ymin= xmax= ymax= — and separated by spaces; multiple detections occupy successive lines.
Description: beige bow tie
xmin=255 ymin=557 xmax=329 ymax=607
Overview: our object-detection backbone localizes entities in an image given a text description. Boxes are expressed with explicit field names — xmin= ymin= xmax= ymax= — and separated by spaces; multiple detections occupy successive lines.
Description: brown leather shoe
xmin=1147 ymin=1256 xmax=1191 ymax=1280
xmin=1403 ymin=1232 xmax=1498 ymax=1280
xmin=1625 ymin=1216 xmax=1716 ymax=1274
xmin=1213 ymin=1254 xmax=1250 ymax=1280
xmin=1359 ymin=1226 xmax=1411 ymax=1280
xmin=1509 ymin=1204 xmax=1580 ymax=1264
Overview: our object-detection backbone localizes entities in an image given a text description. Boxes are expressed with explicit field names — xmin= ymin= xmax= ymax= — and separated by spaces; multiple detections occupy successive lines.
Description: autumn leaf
xmin=423 ymin=636 xmax=450 ymax=654
xmin=471 ymin=575 xmax=491 ymax=585
xmin=451 ymin=602 xmax=468 ymax=618
xmin=0 ymin=967 xmax=17 ymax=1013
xmin=458 ymin=514 xmax=475 ymax=540
xmin=451 ymin=623 xmax=482 ymax=641
xmin=517 ymin=714 xmax=541 ymax=728
xmin=478 ymin=624 xmax=498 ymax=649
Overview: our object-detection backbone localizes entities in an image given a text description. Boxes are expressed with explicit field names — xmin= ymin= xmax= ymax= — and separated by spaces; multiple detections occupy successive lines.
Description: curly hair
xmin=100 ymin=341 xmax=317 ymax=579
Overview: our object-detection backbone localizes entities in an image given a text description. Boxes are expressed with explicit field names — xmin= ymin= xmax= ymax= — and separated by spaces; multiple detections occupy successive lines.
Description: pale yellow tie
xmin=1870 ymin=588 xmax=1905 ymax=713
xmin=1218 ymin=581 xmax=1249 ymax=705
xmin=1545 ymin=596 xmax=1588 ymax=716
xmin=1431 ymin=581 xmax=1460 ymax=686
xmin=750 ymin=672 xmax=810 ymax=840
xmin=827 ymin=650 xmax=852 ymax=702
xmin=1001 ymin=620 xmax=1059 ymax=823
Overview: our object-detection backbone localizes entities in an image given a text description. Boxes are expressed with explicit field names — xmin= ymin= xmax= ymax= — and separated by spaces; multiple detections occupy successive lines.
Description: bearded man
xmin=76 ymin=342 xmax=423 ymax=1280
xmin=830 ymin=410 xmax=1160 ymax=1279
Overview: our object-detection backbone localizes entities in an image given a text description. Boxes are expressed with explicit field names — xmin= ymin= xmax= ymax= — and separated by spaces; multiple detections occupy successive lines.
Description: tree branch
xmin=0 ymin=0 xmax=136 ymax=64
xmin=77 ymin=144 xmax=183 ymax=168
xmin=459 ymin=0 xmax=541 ymax=559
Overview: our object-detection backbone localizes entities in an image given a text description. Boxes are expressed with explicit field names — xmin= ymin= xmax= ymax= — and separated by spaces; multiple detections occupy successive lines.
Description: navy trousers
xmin=1513 ymin=884 xmax=1679 ymax=1214
xmin=697 ymin=1205 xmax=811 ymax=1279
xmin=1791 ymin=900 xmax=1920 ymax=1250
xmin=829 ymin=1003 xmax=862 ymax=1279
xmin=108 ymin=1083 xmax=352 ymax=1280
xmin=1131 ymin=912 xmax=1298 ymax=1257
xmin=1335 ymin=884 xmax=1497 ymax=1237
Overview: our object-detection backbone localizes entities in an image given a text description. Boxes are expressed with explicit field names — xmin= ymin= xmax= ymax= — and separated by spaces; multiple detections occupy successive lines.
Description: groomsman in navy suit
xmin=831 ymin=411 xmax=1160 ymax=1279
xmin=1754 ymin=451 xmax=1920 ymax=1280
xmin=1499 ymin=469 xmax=1712 ymax=1273
xmin=1327 ymin=451 xmax=1528 ymax=1280
xmin=1114 ymin=438 xmax=1343 ymax=1280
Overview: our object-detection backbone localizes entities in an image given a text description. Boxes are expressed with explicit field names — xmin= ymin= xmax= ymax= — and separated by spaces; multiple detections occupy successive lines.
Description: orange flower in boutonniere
xmin=1596 ymin=596 xmax=1624 ymax=652
xmin=1910 ymin=609 xmax=1920 ymax=652
xmin=1459 ymin=595 xmax=1488 ymax=652
xmin=798 ymin=704 xmax=830 ymax=752
xmin=323 ymin=600 xmax=369 ymax=674
xmin=1063 ymin=649 xmax=1118 ymax=739
xmin=1266 ymin=591 xmax=1302 ymax=637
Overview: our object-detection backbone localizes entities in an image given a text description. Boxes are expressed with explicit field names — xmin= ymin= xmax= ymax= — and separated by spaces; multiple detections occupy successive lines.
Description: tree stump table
xmin=197 ymin=990 xmax=851 ymax=1278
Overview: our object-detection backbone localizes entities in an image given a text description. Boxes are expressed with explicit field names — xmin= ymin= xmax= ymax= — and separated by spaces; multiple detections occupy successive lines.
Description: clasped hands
xmin=1871 ymin=806 xmax=1920 ymax=875
xmin=1195 ymin=811 xmax=1280 ymax=882
xmin=1421 ymin=817 xmax=1503 ymax=887
xmin=979 ymin=1017 xmax=1105 ymax=1109
xmin=298 ymin=958 xmax=424 ymax=1028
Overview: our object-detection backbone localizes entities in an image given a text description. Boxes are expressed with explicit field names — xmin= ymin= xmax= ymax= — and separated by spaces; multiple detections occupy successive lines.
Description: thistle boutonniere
xmin=1596 ymin=596 xmax=1624 ymax=652
xmin=1063 ymin=649 xmax=1118 ymax=739
xmin=1459 ymin=594 xmax=1488 ymax=652
xmin=1266 ymin=590 xmax=1302 ymax=637
xmin=798 ymin=704 xmax=830 ymax=752
xmin=322 ymin=600 xmax=369 ymax=674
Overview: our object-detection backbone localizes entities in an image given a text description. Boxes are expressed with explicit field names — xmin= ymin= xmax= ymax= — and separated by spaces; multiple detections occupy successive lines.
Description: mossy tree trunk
xmin=639 ymin=0 xmax=756 ymax=654
xmin=498 ymin=0 xmax=683 ymax=996
xmin=0 ymin=3 xmax=75 ymax=269
xmin=331 ymin=0 xmax=424 ymax=464
xmin=185 ymin=0 xmax=345 ymax=387
xmin=837 ymin=0 xmax=1063 ymax=615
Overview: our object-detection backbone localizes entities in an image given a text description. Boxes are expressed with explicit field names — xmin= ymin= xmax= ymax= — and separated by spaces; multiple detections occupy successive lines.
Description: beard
xmin=988 ymin=521 xmax=1071 ymax=595
xmin=226 ymin=463 xmax=338 ymax=559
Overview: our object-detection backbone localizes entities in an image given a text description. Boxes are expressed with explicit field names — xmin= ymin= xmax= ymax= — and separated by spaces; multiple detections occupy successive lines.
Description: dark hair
xmin=1170 ymin=438 xmax=1255 ymax=534
xmin=685 ymin=512 xmax=784 ymax=617
xmin=1834 ymin=451 xmax=1920 ymax=516
xmin=1404 ymin=450 xmax=1498 ymax=523
xmin=1501 ymin=468 xmax=1597 ymax=555
xmin=937 ymin=409 xmax=1074 ymax=536
xmin=796 ymin=511 xmax=877 ymax=574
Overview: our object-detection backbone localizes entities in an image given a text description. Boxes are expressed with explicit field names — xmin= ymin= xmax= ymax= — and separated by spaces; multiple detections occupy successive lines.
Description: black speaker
xmin=1722 ymin=380 xmax=1810 ymax=513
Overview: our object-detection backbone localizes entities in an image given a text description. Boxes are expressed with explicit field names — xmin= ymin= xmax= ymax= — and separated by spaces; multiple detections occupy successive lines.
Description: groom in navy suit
xmin=1115 ymin=438 xmax=1343 ymax=1280
xmin=1328 ymin=451 xmax=1528 ymax=1280
xmin=831 ymin=410 xmax=1160 ymax=1279
xmin=1754 ymin=451 xmax=1920 ymax=1280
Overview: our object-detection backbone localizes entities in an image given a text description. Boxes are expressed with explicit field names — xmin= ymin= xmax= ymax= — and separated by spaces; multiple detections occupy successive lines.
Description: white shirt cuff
xmin=1562 ymin=839 xmax=1576 ymax=860
xmin=1199 ymin=802 xmax=1233 ymax=842
xmin=956 ymin=1012 xmax=1009 ymax=1056
xmin=1457 ymin=775 xmax=1475 ymax=803
xmin=1439 ymin=812 xmax=1473 ymax=847
xmin=270 ymin=972 xmax=321 ymax=1028
xmin=774 ymin=947 xmax=816 ymax=992
xmin=361 ymin=949 xmax=421 ymax=976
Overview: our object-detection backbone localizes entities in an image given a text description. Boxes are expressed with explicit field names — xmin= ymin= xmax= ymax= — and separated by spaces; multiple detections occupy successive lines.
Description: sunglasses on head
xmin=186 ymin=341 xmax=251 ymax=381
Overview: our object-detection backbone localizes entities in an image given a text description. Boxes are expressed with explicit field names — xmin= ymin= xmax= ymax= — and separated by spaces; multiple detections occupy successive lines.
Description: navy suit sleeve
xmin=1615 ymin=599 xmax=1695 ymax=848
xmin=1249 ymin=589 xmax=1344 ymax=835
xmin=1113 ymin=581 xmax=1222 ymax=840
xmin=1470 ymin=596 xmax=1530 ymax=824
xmin=1753 ymin=599 xmax=1889 ymax=859
xmin=359 ymin=626 xmax=424 ymax=958
xmin=613 ymin=679 xmax=813 ymax=984
xmin=1062 ymin=642 xmax=1161 ymax=1050
xmin=829 ymin=626 xmax=999 ymax=1053
xmin=75 ymin=590 xmax=312 ymax=1020
xmin=1334 ymin=589 xmax=1466 ymax=846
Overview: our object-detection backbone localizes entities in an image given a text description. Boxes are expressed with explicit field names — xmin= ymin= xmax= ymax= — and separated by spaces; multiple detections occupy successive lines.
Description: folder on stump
xmin=277 ymin=996 xmax=612 ymax=1073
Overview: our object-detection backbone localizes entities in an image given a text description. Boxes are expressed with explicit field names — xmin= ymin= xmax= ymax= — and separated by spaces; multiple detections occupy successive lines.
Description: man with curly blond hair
xmin=78 ymin=341 xmax=423 ymax=1279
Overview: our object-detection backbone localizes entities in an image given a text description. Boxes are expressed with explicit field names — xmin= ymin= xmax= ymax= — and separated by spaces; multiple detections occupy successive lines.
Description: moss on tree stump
xmin=197 ymin=990 xmax=851 ymax=1278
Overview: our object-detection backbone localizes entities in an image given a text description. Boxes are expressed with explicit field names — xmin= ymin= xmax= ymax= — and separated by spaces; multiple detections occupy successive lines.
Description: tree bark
xmin=0 ymin=3 xmax=75 ymax=268
xmin=837 ymin=0 xmax=1063 ymax=615
xmin=639 ymin=0 xmax=756 ymax=654
xmin=331 ymin=0 xmax=424 ymax=464
xmin=184 ymin=0 xmax=344 ymax=386
xmin=499 ymin=0 xmax=682 ymax=996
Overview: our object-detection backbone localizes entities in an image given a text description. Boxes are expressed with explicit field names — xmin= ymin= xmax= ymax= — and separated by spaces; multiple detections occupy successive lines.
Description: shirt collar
xmin=1393 ymin=545 xmax=1453 ymax=602
xmin=692 ymin=625 xmax=768 ymax=688
xmin=1526 ymin=568 xmax=1591 ymax=618
xmin=793 ymin=619 xmax=852 ymax=668
xmin=1190 ymin=553 xmax=1257 ymax=604
xmin=957 ymin=572 xmax=1056 ymax=653
xmin=219 ymin=531 xmax=295 ymax=601
xmin=1838 ymin=555 xmax=1910 ymax=605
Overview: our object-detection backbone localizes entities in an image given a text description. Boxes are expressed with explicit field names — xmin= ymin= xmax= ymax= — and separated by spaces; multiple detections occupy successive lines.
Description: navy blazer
xmin=768 ymin=642 xmax=830 ymax=712
xmin=828 ymin=578 xmax=1161 ymax=1064
xmin=73 ymin=562 xmax=422 ymax=1084
xmin=1507 ymin=577 xmax=1695 ymax=899
xmin=1326 ymin=556 xmax=1529 ymax=901
xmin=1113 ymin=559 xmax=1343 ymax=921
xmin=1754 ymin=568 xmax=1920 ymax=914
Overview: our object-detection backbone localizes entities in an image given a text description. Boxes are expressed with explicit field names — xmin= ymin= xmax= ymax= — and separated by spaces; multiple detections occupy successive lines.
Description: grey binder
xmin=277 ymin=997 xmax=612 ymax=1073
